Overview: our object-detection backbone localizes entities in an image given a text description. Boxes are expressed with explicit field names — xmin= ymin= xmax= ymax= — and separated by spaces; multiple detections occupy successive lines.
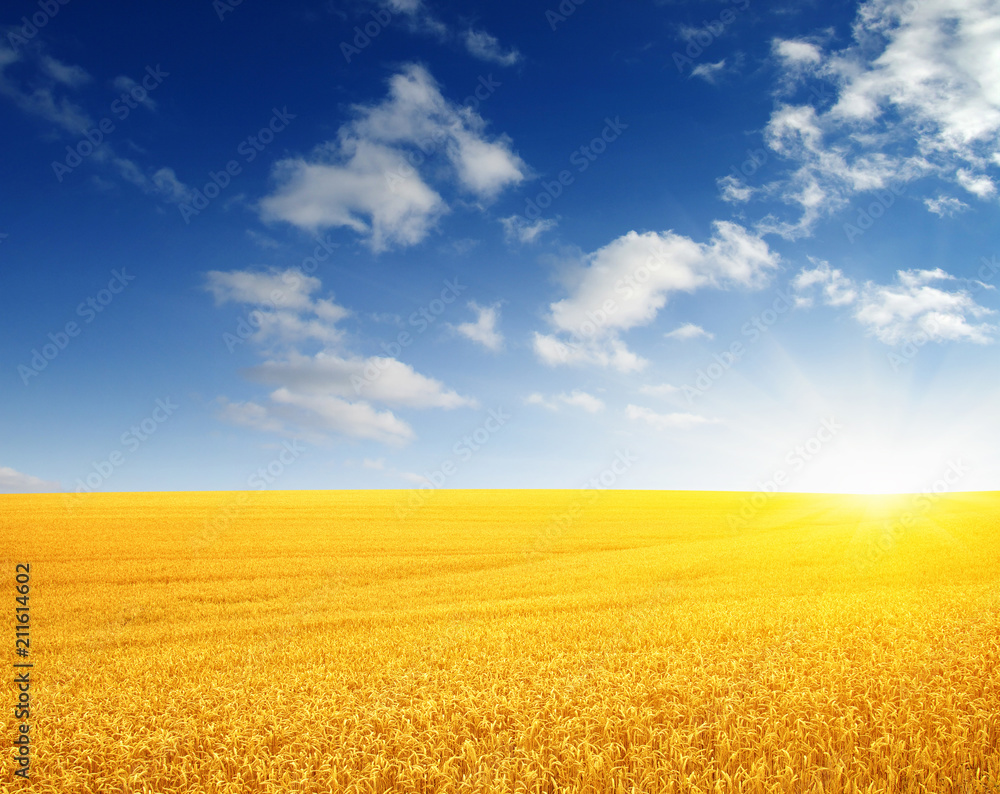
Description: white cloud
xmin=216 ymin=398 xmax=288 ymax=434
xmin=773 ymin=38 xmax=823 ymax=67
xmin=924 ymin=195 xmax=970 ymax=216
xmin=547 ymin=222 xmax=777 ymax=337
xmin=854 ymin=268 xmax=996 ymax=345
xmin=533 ymin=222 xmax=778 ymax=370
xmin=500 ymin=214 xmax=556 ymax=244
xmin=691 ymin=59 xmax=727 ymax=83
xmin=260 ymin=142 xmax=446 ymax=252
xmin=41 ymin=55 xmax=91 ymax=87
xmin=112 ymin=75 xmax=156 ymax=110
xmin=792 ymin=262 xmax=997 ymax=345
xmin=625 ymin=405 xmax=718 ymax=430
xmin=0 ymin=45 xmax=92 ymax=134
xmin=210 ymin=269 xmax=474 ymax=446
xmin=956 ymin=168 xmax=996 ymax=198
xmin=462 ymin=29 xmax=522 ymax=66
xmin=452 ymin=301 xmax=504 ymax=351
xmin=0 ymin=466 xmax=60 ymax=494
xmin=532 ymin=332 xmax=648 ymax=373
xmin=246 ymin=352 xmax=477 ymax=409
xmin=269 ymin=387 xmax=415 ymax=446
xmin=638 ymin=383 xmax=681 ymax=398
xmin=718 ymin=174 xmax=754 ymax=203
xmin=259 ymin=64 xmax=526 ymax=251
xmin=665 ymin=322 xmax=713 ymax=340
xmin=526 ymin=390 xmax=605 ymax=413
xmin=792 ymin=259 xmax=858 ymax=307
xmin=0 ymin=45 xmax=192 ymax=204
xmin=761 ymin=0 xmax=1000 ymax=235
xmin=561 ymin=390 xmax=605 ymax=413
xmin=205 ymin=268 xmax=349 ymax=346
xmin=362 ymin=457 xmax=385 ymax=470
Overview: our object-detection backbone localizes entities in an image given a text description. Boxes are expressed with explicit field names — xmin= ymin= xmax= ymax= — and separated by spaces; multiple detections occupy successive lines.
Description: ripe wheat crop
xmin=1 ymin=489 xmax=998 ymax=793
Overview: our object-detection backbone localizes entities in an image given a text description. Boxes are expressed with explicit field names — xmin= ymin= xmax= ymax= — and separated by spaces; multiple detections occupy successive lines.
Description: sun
xmin=792 ymin=434 xmax=967 ymax=495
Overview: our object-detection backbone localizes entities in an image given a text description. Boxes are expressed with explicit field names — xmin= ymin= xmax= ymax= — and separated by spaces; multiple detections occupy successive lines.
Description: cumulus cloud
xmin=259 ymin=64 xmax=526 ymax=251
xmin=451 ymin=301 xmax=504 ymax=351
xmin=792 ymin=262 xmax=996 ymax=345
xmin=209 ymin=268 xmax=475 ymax=445
xmin=526 ymin=390 xmax=605 ymax=413
xmin=533 ymin=221 xmax=779 ymax=371
xmin=205 ymin=268 xmax=349 ymax=347
xmin=773 ymin=38 xmax=823 ymax=67
xmin=759 ymin=0 xmax=1000 ymax=236
xmin=625 ymin=405 xmax=718 ymax=430
xmin=792 ymin=259 xmax=858 ymax=307
xmin=0 ymin=466 xmax=60 ymax=494
xmin=666 ymin=322 xmax=713 ymax=340
xmin=245 ymin=352 xmax=476 ymax=410
xmin=854 ymin=268 xmax=996 ymax=345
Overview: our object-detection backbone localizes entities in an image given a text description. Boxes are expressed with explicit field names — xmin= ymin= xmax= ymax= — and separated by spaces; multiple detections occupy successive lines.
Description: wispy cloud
xmin=451 ymin=301 xmax=504 ymax=352
xmin=208 ymin=268 xmax=476 ymax=445
xmin=526 ymin=390 xmax=605 ymax=413
xmin=462 ymin=29 xmax=522 ymax=66
xmin=625 ymin=404 xmax=718 ymax=430
xmin=0 ymin=466 xmax=60 ymax=494
xmin=665 ymin=322 xmax=713 ymax=341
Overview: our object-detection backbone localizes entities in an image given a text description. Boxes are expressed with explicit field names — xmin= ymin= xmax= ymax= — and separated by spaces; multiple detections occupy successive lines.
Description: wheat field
xmin=1 ymin=489 xmax=998 ymax=793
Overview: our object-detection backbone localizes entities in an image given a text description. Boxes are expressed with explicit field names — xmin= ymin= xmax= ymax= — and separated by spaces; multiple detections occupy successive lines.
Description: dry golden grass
xmin=1 ymin=489 xmax=998 ymax=793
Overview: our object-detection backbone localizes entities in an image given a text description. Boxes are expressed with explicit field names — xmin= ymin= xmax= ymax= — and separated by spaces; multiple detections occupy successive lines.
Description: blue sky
xmin=2 ymin=0 xmax=999 ymax=496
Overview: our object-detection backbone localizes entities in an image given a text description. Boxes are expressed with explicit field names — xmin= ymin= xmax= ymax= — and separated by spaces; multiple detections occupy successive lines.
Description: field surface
xmin=1 ymin=489 xmax=999 ymax=793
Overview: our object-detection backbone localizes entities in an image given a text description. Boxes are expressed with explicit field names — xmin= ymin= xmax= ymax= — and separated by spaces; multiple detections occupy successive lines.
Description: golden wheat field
xmin=1 ymin=489 xmax=998 ymax=793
